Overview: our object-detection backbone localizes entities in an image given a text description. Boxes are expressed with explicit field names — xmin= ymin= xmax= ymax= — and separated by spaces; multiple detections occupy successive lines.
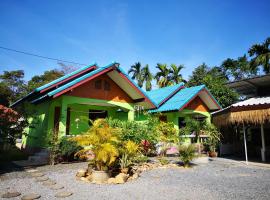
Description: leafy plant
xmin=119 ymin=140 xmax=140 ymax=170
xmin=58 ymin=137 xmax=83 ymax=161
xmin=179 ymin=144 xmax=196 ymax=167
xmin=73 ymin=119 xmax=120 ymax=171
xmin=158 ymin=157 xmax=169 ymax=165
xmin=202 ymin=123 xmax=221 ymax=152
xmin=157 ymin=121 xmax=178 ymax=143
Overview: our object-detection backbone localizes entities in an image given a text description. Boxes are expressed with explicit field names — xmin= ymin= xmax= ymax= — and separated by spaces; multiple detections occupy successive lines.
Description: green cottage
xmin=12 ymin=62 xmax=221 ymax=152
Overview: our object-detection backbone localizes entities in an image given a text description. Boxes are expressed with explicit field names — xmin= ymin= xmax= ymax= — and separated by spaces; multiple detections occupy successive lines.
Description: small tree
xmin=0 ymin=105 xmax=28 ymax=149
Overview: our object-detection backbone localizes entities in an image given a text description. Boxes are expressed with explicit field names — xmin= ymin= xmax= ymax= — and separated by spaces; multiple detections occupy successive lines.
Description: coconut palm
xmin=142 ymin=64 xmax=153 ymax=91
xmin=170 ymin=64 xmax=186 ymax=84
xmin=248 ymin=37 xmax=270 ymax=74
xmin=155 ymin=63 xmax=172 ymax=88
xmin=128 ymin=62 xmax=144 ymax=88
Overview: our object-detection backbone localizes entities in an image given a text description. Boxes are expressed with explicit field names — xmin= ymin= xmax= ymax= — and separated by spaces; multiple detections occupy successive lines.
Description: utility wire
xmin=0 ymin=46 xmax=87 ymax=66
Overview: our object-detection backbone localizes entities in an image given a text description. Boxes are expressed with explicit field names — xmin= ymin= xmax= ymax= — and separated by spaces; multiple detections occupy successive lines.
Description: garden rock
xmin=1 ymin=192 xmax=21 ymax=198
xmin=76 ymin=169 xmax=87 ymax=177
xmin=80 ymin=177 xmax=90 ymax=182
xmin=42 ymin=180 xmax=56 ymax=186
xmin=26 ymin=169 xmax=38 ymax=173
xmin=55 ymin=191 xmax=73 ymax=198
xmin=31 ymin=172 xmax=44 ymax=177
xmin=21 ymin=193 xmax=41 ymax=200
xmin=107 ymin=178 xmax=116 ymax=184
xmin=35 ymin=176 xmax=49 ymax=182
xmin=49 ymin=185 xmax=64 ymax=190
xmin=114 ymin=173 xmax=128 ymax=184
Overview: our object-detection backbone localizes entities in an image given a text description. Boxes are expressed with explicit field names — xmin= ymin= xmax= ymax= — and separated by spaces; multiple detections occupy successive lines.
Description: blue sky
xmin=0 ymin=0 xmax=269 ymax=81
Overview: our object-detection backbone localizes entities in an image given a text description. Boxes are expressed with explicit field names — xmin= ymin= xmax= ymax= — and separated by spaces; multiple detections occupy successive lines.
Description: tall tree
xmin=221 ymin=55 xmax=256 ymax=81
xmin=155 ymin=63 xmax=172 ymax=88
xmin=248 ymin=37 xmax=270 ymax=74
xmin=170 ymin=64 xmax=186 ymax=84
xmin=142 ymin=64 xmax=153 ymax=91
xmin=128 ymin=62 xmax=144 ymax=88
xmin=27 ymin=69 xmax=64 ymax=92
xmin=187 ymin=63 xmax=238 ymax=108
xmin=0 ymin=70 xmax=26 ymax=105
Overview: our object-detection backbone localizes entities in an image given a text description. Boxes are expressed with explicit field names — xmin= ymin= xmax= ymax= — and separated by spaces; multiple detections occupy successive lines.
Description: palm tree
xmin=128 ymin=62 xmax=144 ymax=88
xmin=155 ymin=63 xmax=172 ymax=88
xmin=142 ymin=64 xmax=153 ymax=91
xmin=248 ymin=37 xmax=270 ymax=74
xmin=170 ymin=64 xmax=186 ymax=84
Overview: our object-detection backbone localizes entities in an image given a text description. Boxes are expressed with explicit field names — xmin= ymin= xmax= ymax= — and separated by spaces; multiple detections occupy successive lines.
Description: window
xmin=104 ymin=80 xmax=111 ymax=91
xmin=95 ymin=80 xmax=102 ymax=89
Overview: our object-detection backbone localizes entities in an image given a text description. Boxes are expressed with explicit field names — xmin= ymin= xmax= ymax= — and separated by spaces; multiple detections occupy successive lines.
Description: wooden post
xmin=261 ymin=123 xmax=266 ymax=162
xmin=243 ymin=124 xmax=248 ymax=165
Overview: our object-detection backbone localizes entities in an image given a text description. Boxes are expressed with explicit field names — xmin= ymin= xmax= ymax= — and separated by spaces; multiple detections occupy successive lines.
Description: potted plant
xmin=73 ymin=119 xmax=120 ymax=183
xmin=203 ymin=123 xmax=221 ymax=158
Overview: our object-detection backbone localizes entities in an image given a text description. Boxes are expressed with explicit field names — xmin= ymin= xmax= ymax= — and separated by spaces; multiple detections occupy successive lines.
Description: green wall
xmin=23 ymin=94 xmax=211 ymax=149
xmin=22 ymin=101 xmax=51 ymax=148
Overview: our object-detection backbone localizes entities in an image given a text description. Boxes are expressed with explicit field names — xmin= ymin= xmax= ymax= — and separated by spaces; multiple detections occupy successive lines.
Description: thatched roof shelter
xmin=212 ymin=97 xmax=270 ymax=126
xmin=212 ymin=97 xmax=270 ymax=163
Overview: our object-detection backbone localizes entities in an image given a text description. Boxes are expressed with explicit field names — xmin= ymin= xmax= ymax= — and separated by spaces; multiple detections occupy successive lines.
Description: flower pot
xmin=208 ymin=151 xmax=218 ymax=157
xmin=92 ymin=170 xmax=110 ymax=183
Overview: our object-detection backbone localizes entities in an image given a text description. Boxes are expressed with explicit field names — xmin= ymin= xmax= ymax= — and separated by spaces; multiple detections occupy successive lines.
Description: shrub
xmin=179 ymin=144 xmax=196 ymax=167
xmin=158 ymin=157 xmax=169 ymax=165
xmin=58 ymin=137 xmax=83 ymax=161
xmin=157 ymin=121 xmax=178 ymax=143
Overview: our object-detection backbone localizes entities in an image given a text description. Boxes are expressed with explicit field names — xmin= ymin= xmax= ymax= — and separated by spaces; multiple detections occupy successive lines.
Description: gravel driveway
xmin=1 ymin=158 xmax=270 ymax=200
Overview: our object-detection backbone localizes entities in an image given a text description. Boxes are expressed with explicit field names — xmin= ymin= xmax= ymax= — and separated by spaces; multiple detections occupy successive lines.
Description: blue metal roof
xmin=35 ymin=62 xmax=96 ymax=92
xmin=31 ymin=62 xmax=158 ymax=107
xmin=149 ymin=85 xmax=206 ymax=113
xmin=146 ymin=83 xmax=184 ymax=105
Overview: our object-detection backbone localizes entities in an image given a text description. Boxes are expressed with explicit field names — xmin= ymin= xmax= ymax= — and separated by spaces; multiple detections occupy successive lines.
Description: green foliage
xmin=0 ymin=70 xmax=26 ymax=105
xmin=141 ymin=64 xmax=153 ymax=91
xmin=187 ymin=63 xmax=238 ymax=107
xmin=106 ymin=115 xmax=160 ymax=145
xmin=158 ymin=157 xmax=169 ymax=165
xmin=58 ymin=137 xmax=83 ymax=161
xmin=248 ymin=37 xmax=270 ymax=74
xmin=179 ymin=117 xmax=201 ymax=137
xmin=155 ymin=63 xmax=173 ymax=88
xmin=179 ymin=144 xmax=196 ymax=167
xmin=133 ymin=155 xmax=149 ymax=164
xmin=128 ymin=62 xmax=144 ymax=88
xmin=170 ymin=64 xmax=186 ymax=84
xmin=156 ymin=121 xmax=178 ymax=143
xmin=221 ymin=55 xmax=257 ymax=81
xmin=27 ymin=69 xmax=64 ymax=92
xmin=119 ymin=140 xmax=140 ymax=169
xmin=202 ymin=123 xmax=221 ymax=152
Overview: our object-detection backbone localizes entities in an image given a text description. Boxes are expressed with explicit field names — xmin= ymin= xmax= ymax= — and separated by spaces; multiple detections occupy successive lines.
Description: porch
xmin=50 ymin=95 xmax=135 ymax=137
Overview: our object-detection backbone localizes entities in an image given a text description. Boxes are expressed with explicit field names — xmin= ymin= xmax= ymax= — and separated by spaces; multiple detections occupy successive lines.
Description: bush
xmin=106 ymin=116 xmax=160 ymax=155
xmin=179 ymin=144 xmax=196 ymax=167
xmin=58 ymin=137 xmax=83 ymax=161
xmin=158 ymin=157 xmax=169 ymax=165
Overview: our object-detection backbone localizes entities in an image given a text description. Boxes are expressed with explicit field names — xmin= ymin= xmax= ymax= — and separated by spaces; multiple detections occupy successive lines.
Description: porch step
xmin=13 ymin=149 xmax=50 ymax=167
